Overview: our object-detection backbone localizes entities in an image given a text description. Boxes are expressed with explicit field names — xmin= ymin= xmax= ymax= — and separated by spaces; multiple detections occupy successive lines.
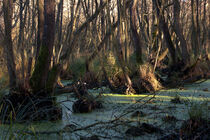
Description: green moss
xmin=46 ymin=65 xmax=60 ymax=95
xmin=30 ymin=46 xmax=49 ymax=93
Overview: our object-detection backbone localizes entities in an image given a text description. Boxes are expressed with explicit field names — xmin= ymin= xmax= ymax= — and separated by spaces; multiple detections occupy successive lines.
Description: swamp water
xmin=0 ymin=80 xmax=209 ymax=140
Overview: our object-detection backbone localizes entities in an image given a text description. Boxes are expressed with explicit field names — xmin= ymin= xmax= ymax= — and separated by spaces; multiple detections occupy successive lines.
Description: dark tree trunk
xmin=154 ymin=0 xmax=177 ymax=65
xmin=36 ymin=0 xmax=44 ymax=62
xmin=173 ymin=0 xmax=190 ymax=64
xmin=191 ymin=0 xmax=199 ymax=58
xmin=30 ymin=0 xmax=56 ymax=94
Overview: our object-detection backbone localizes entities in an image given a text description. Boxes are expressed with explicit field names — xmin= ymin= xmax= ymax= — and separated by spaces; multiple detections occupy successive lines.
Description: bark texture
xmin=30 ymin=0 xmax=56 ymax=94
xmin=3 ymin=0 xmax=17 ymax=88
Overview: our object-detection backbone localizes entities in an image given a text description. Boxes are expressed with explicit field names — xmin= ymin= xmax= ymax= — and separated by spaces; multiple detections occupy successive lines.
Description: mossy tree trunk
xmin=30 ymin=0 xmax=58 ymax=95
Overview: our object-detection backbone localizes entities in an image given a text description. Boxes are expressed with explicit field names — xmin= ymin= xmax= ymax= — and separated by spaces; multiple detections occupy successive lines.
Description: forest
xmin=0 ymin=0 xmax=209 ymax=139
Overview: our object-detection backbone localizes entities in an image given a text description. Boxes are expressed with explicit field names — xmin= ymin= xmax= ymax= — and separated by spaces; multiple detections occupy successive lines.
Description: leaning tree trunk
xmin=30 ymin=0 xmax=57 ymax=94
xmin=154 ymin=0 xmax=177 ymax=65
xmin=3 ymin=0 xmax=17 ymax=89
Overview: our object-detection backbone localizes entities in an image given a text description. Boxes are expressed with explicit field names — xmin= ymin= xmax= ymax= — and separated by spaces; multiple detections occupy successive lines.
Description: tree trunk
xmin=36 ymin=0 xmax=44 ymax=62
xmin=30 ymin=0 xmax=56 ymax=94
xmin=191 ymin=0 xmax=199 ymax=58
xmin=117 ymin=0 xmax=133 ymax=94
xmin=55 ymin=0 xmax=63 ymax=63
xmin=173 ymin=0 xmax=190 ymax=64
xmin=154 ymin=0 xmax=177 ymax=65
xmin=3 ymin=0 xmax=17 ymax=88
xmin=18 ymin=0 xmax=28 ymax=85
xmin=130 ymin=0 xmax=143 ymax=65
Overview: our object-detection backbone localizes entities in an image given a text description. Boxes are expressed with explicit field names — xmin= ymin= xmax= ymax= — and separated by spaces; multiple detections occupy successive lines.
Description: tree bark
xmin=3 ymin=0 xmax=17 ymax=88
xmin=18 ymin=0 xmax=28 ymax=84
xmin=116 ymin=0 xmax=133 ymax=94
xmin=173 ymin=0 xmax=190 ymax=64
xmin=191 ymin=0 xmax=199 ymax=58
xmin=130 ymin=0 xmax=143 ymax=65
xmin=55 ymin=0 xmax=63 ymax=63
xmin=36 ymin=0 xmax=44 ymax=62
xmin=154 ymin=0 xmax=177 ymax=65
xmin=30 ymin=0 xmax=56 ymax=94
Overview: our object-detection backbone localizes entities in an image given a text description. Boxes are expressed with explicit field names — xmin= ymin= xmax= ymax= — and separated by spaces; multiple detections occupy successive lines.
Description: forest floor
xmin=0 ymin=80 xmax=209 ymax=140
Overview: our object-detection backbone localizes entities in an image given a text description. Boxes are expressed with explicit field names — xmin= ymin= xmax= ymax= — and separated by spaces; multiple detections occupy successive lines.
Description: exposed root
xmin=133 ymin=64 xmax=162 ymax=93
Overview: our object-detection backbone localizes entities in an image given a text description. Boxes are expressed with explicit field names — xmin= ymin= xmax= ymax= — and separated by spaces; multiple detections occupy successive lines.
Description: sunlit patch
xmin=102 ymin=93 xmax=210 ymax=102
xmin=102 ymin=93 xmax=154 ymax=97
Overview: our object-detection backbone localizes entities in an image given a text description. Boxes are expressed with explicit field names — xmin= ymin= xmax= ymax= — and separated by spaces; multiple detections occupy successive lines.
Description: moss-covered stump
xmin=0 ymin=91 xmax=62 ymax=123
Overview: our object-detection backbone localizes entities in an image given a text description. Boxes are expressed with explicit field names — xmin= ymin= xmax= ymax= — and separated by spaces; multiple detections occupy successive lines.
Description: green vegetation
xmin=30 ymin=45 xmax=50 ymax=93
